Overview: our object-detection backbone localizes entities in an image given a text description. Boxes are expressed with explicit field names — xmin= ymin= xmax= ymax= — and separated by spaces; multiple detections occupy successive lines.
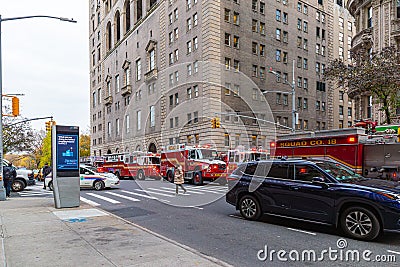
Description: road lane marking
xmin=160 ymin=187 xmax=204 ymax=195
xmin=121 ymin=190 xmax=158 ymax=200
xmin=134 ymin=189 xmax=175 ymax=198
xmin=86 ymin=193 xmax=121 ymax=204
xmin=287 ymin=228 xmax=317 ymax=236
xmin=149 ymin=187 xmax=191 ymax=195
xmin=183 ymin=187 xmax=224 ymax=194
xmin=80 ymin=197 xmax=100 ymax=206
xmin=105 ymin=192 xmax=140 ymax=202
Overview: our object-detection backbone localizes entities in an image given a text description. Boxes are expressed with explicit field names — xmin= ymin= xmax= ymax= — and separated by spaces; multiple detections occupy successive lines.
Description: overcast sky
xmin=1 ymin=0 xmax=89 ymax=132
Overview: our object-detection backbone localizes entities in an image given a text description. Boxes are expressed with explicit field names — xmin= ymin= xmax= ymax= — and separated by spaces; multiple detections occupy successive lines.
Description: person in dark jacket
xmin=42 ymin=163 xmax=52 ymax=190
xmin=3 ymin=163 xmax=17 ymax=198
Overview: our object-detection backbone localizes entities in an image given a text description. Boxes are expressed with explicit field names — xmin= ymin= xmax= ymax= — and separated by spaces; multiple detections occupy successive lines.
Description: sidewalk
xmin=0 ymin=196 xmax=231 ymax=267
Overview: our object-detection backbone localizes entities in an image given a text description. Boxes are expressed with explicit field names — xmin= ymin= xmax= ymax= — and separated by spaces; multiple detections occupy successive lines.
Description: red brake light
xmin=348 ymin=136 xmax=356 ymax=143
xmin=270 ymin=142 xmax=276 ymax=148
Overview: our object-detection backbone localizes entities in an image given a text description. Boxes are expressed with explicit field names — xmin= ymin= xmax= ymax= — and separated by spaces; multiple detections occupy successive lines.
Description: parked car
xmin=45 ymin=165 xmax=119 ymax=191
xmin=2 ymin=159 xmax=35 ymax=192
xmin=226 ymin=159 xmax=400 ymax=241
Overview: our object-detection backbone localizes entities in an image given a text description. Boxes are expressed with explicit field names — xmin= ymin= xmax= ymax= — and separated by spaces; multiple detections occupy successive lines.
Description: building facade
xmin=347 ymin=0 xmax=400 ymax=123
xmin=332 ymin=0 xmax=356 ymax=129
xmin=89 ymin=0 xmax=336 ymax=155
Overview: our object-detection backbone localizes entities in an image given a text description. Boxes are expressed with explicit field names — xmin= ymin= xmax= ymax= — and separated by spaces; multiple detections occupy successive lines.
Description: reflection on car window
xmin=244 ymin=162 xmax=258 ymax=175
xmin=268 ymin=164 xmax=292 ymax=179
xmin=315 ymin=161 xmax=362 ymax=181
xmin=294 ymin=165 xmax=325 ymax=182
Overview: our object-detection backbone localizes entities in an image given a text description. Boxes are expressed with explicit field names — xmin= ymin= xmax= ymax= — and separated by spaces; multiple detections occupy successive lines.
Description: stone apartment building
xmin=332 ymin=0 xmax=355 ymax=129
xmin=89 ymin=0 xmax=336 ymax=155
xmin=347 ymin=0 xmax=400 ymax=123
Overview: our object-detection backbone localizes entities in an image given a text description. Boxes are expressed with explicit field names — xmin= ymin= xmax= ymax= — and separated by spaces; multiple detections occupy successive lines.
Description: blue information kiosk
xmin=51 ymin=125 xmax=80 ymax=208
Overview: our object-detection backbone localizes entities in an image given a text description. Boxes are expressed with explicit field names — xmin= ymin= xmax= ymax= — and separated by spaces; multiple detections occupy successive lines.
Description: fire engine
xmin=224 ymin=147 xmax=269 ymax=174
xmin=99 ymin=152 xmax=161 ymax=179
xmin=160 ymin=144 xmax=226 ymax=185
xmin=271 ymin=127 xmax=400 ymax=180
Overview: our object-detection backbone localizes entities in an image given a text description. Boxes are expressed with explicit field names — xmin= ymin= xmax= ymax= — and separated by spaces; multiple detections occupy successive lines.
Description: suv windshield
xmin=314 ymin=161 xmax=363 ymax=181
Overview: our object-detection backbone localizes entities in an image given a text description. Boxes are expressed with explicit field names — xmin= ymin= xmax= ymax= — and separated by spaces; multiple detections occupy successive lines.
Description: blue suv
xmin=226 ymin=159 xmax=400 ymax=241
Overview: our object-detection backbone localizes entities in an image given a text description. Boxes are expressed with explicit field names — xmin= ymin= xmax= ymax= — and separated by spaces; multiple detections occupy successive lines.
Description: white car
xmin=45 ymin=165 xmax=120 ymax=191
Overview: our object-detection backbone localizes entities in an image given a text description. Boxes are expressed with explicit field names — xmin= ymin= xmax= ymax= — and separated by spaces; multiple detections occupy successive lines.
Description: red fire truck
xmin=160 ymin=144 xmax=227 ymax=185
xmin=99 ymin=152 xmax=161 ymax=179
xmin=224 ymin=148 xmax=269 ymax=174
xmin=271 ymin=128 xmax=400 ymax=180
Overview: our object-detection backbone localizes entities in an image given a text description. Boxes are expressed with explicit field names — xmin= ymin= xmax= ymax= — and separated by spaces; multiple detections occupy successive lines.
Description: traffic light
xmin=11 ymin=97 xmax=19 ymax=117
xmin=211 ymin=118 xmax=216 ymax=128
xmin=215 ymin=117 xmax=220 ymax=128
xmin=45 ymin=121 xmax=51 ymax=131
xmin=51 ymin=120 xmax=56 ymax=126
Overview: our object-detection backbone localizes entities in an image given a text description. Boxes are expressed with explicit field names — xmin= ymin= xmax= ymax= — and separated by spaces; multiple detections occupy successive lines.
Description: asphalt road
xmin=18 ymin=180 xmax=400 ymax=266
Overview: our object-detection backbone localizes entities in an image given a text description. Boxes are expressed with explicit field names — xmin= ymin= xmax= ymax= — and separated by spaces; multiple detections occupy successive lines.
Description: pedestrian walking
xmin=174 ymin=164 xmax=187 ymax=195
xmin=42 ymin=163 xmax=51 ymax=190
xmin=3 ymin=163 xmax=17 ymax=198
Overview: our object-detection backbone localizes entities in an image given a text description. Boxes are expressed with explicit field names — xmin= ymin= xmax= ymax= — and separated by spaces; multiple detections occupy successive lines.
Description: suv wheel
xmin=340 ymin=206 xmax=381 ymax=241
xmin=239 ymin=195 xmax=261 ymax=220
xmin=12 ymin=180 xmax=25 ymax=192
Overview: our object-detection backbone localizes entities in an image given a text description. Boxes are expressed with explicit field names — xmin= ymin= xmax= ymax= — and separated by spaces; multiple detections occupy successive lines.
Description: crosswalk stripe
xmin=135 ymin=189 xmax=175 ymax=198
xmin=19 ymin=191 xmax=53 ymax=195
xmin=148 ymin=187 xmax=192 ymax=195
xmin=87 ymin=193 xmax=121 ymax=204
xmin=160 ymin=187 xmax=204 ymax=195
xmin=184 ymin=187 xmax=224 ymax=194
xmin=80 ymin=196 xmax=100 ymax=206
xmin=121 ymin=190 xmax=158 ymax=200
xmin=105 ymin=192 xmax=140 ymax=202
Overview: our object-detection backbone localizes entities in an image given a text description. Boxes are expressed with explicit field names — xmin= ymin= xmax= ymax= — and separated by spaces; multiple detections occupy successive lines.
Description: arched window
xmin=115 ymin=10 xmax=121 ymax=43
xmin=106 ymin=21 xmax=112 ymax=51
xmin=124 ymin=1 xmax=131 ymax=33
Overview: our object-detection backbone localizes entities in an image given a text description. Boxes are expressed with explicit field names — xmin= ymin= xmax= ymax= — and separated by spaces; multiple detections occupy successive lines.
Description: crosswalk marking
xmin=134 ymin=189 xmax=175 ymax=198
xmin=105 ymin=192 xmax=140 ymax=202
xmin=184 ymin=186 xmax=225 ymax=194
xmin=87 ymin=193 xmax=121 ymax=204
xmin=160 ymin=187 xmax=204 ymax=195
xmin=121 ymin=190 xmax=158 ymax=200
xmin=148 ymin=187 xmax=191 ymax=195
xmin=80 ymin=196 xmax=100 ymax=206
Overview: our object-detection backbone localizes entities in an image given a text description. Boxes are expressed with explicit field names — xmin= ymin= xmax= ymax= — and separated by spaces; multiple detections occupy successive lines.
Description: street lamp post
xmin=265 ymin=60 xmax=297 ymax=132
xmin=0 ymin=15 xmax=76 ymax=201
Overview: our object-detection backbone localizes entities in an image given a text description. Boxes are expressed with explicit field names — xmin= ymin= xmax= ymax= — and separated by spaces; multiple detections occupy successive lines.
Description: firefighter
xmin=174 ymin=164 xmax=187 ymax=195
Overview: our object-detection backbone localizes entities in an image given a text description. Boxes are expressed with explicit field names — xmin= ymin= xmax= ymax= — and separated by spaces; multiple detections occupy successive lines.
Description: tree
xmin=324 ymin=46 xmax=400 ymax=124
xmin=80 ymin=134 xmax=90 ymax=157
xmin=38 ymin=132 xmax=52 ymax=168
xmin=2 ymin=116 xmax=36 ymax=154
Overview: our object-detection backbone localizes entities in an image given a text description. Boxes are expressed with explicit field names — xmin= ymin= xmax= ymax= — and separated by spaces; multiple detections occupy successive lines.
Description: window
xmin=303 ymin=5 xmax=308 ymax=15
xmin=194 ymin=61 xmax=198 ymax=73
xmin=303 ymin=21 xmax=308 ymax=32
xmin=283 ymin=94 xmax=288 ymax=105
xmin=187 ymin=41 xmax=192 ymax=54
xmin=107 ymin=122 xmax=111 ymax=137
xmin=225 ymin=57 xmax=231 ymax=69
xmin=187 ymin=18 xmax=192 ymax=31
xmin=297 ymin=77 xmax=302 ymax=87
xmin=339 ymin=105 xmax=344 ymax=115
xmin=233 ymin=12 xmax=240 ymax=25
xmin=303 ymin=58 xmax=308 ymax=69
xmin=303 ymin=78 xmax=308 ymax=89
xmin=368 ymin=7 xmax=373 ymax=28
xmin=224 ymin=9 xmax=231 ymax=22
xmin=137 ymin=110 xmax=141 ymax=130
xmin=260 ymin=2 xmax=265 ymax=14
xmin=252 ymin=65 xmax=258 ymax=77
xmin=194 ymin=111 xmax=198 ymax=123
xmin=174 ymin=8 xmax=178 ymax=20
xmin=149 ymin=49 xmax=155 ymax=71
xmin=187 ymin=64 xmax=192 ymax=76
xmin=276 ymin=10 xmax=281 ymax=21
xmin=193 ymin=13 xmax=198 ymax=26
xmin=187 ymin=87 xmax=192 ymax=99
xmin=297 ymin=56 xmax=302 ymax=68
xmin=233 ymin=35 xmax=240 ymax=48
xmin=116 ymin=119 xmax=120 ymax=135
xmin=348 ymin=107 xmax=352 ymax=116
xmin=187 ymin=0 xmax=192 ymax=9
xmin=276 ymin=93 xmax=281 ymax=104
xmin=225 ymin=83 xmax=231 ymax=95
xmin=194 ymin=85 xmax=199 ymax=97
xmin=187 ymin=113 xmax=192 ymax=124
xmin=193 ymin=37 xmax=198 ymax=50
xmin=339 ymin=17 xmax=344 ymax=30
xmin=303 ymin=39 xmax=308 ymax=50
xmin=316 ymin=101 xmax=320 ymax=110
xmin=283 ymin=12 xmax=288 ymax=24
xmin=252 ymin=20 xmax=258 ymax=32
xmin=339 ymin=91 xmax=344 ymax=100
xmin=303 ymin=98 xmax=308 ymax=109
xmin=283 ymin=52 xmax=288 ymax=63
xmin=115 ymin=75 xmax=120 ymax=93
xmin=225 ymin=33 xmax=231 ymax=46
xmin=252 ymin=0 xmax=258 ymax=11
xmin=276 ymin=28 xmax=281 ymax=40
xmin=297 ymin=19 xmax=302 ymax=30
xmin=276 ymin=50 xmax=281 ymax=61
xmin=260 ymin=22 xmax=265 ymax=35
xmin=234 ymin=60 xmax=240 ymax=71
xmin=260 ymin=67 xmax=265 ymax=79
xmin=297 ymin=36 xmax=302 ymax=48
xmin=283 ymin=31 xmax=288 ymax=43
xmin=297 ymin=2 xmax=302 ymax=12
xmin=252 ymin=42 xmax=258 ymax=54
xmin=174 ymin=49 xmax=179 ymax=62
xmin=174 ymin=28 xmax=179 ymax=40
xmin=175 ymin=93 xmax=179 ymax=105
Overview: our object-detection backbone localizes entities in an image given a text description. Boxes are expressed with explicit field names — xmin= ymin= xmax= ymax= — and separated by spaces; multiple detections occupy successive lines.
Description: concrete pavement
xmin=0 ymin=196 xmax=232 ymax=267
